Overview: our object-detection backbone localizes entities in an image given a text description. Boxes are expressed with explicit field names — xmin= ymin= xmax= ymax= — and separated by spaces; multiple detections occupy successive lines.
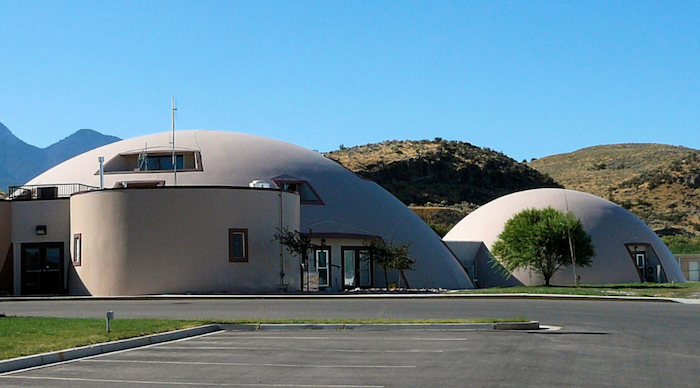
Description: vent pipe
xmin=98 ymin=156 xmax=105 ymax=189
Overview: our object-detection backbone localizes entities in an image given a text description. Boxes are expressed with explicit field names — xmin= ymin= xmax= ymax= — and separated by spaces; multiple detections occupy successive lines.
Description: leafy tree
xmin=491 ymin=207 xmax=595 ymax=286
xmin=365 ymin=238 xmax=414 ymax=288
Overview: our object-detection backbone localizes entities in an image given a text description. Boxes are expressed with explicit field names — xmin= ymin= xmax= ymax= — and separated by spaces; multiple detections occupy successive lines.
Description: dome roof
xmin=444 ymin=188 xmax=684 ymax=285
xmin=28 ymin=130 xmax=473 ymax=289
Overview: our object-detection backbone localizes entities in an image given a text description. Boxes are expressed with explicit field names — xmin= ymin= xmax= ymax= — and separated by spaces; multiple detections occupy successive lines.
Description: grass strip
xmin=0 ymin=316 xmax=528 ymax=360
xmin=0 ymin=317 xmax=210 ymax=360
xmin=453 ymin=282 xmax=700 ymax=298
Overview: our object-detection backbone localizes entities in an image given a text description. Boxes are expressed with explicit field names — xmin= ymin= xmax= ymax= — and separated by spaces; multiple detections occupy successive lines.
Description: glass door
xmin=21 ymin=243 xmax=64 ymax=295
xmin=636 ymin=253 xmax=646 ymax=282
xmin=315 ymin=248 xmax=330 ymax=288
xmin=343 ymin=250 xmax=356 ymax=288
xmin=342 ymin=247 xmax=373 ymax=289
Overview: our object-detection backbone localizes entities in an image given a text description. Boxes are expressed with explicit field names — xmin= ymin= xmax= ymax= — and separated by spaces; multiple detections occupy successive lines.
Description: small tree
xmin=364 ymin=238 xmax=414 ymax=288
xmin=273 ymin=227 xmax=315 ymax=289
xmin=391 ymin=241 xmax=414 ymax=288
xmin=491 ymin=207 xmax=595 ymax=286
xmin=365 ymin=239 xmax=394 ymax=286
xmin=274 ymin=227 xmax=314 ymax=261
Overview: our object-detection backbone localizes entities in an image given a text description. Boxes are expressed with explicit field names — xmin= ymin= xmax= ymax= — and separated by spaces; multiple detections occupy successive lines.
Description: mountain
xmin=528 ymin=143 xmax=700 ymax=237
xmin=44 ymin=129 xmax=121 ymax=167
xmin=324 ymin=139 xmax=562 ymax=234
xmin=0 ymin=122 xmax=120 ymax=192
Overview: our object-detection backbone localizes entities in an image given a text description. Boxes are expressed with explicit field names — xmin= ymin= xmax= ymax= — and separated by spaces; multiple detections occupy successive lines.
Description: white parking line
xmin=162 ymin=346 xmax=444 ymax=353
xmin=0 ymin=375 xmax=383 ymax=387
xmin=83 ymin=359 xmax=415 ymax=368
xmin=0 ymin=329 xmax=223 ymax=377
xmin=218 ymin=335 xmax=468 ymax=341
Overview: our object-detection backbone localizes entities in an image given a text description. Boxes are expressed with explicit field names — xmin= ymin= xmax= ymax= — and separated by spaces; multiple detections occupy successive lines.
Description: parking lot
xmin=2 ymin=323 xmax=699 ymax=387
xmin=1 ymin=297 xmax=699 ymax=387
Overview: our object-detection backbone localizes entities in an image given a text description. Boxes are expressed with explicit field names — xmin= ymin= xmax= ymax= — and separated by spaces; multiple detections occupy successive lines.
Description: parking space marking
xmin=218 ymin=335 xmax=469 ymax=341
xmin=82 ymin=359 xmax=415 ymax=368
xmin=0 ymin=329 xmax=223 ymax=377
xmin=1 ymin=375 xmax=384 ymax=387
xmin=162 ymin=346 xmax=444 ymax=353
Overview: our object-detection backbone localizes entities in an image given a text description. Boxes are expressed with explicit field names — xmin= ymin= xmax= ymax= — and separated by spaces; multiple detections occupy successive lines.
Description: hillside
xmin=325 ymin=139 xmax=561 ymax=233
xmin=529 ymin=144 xmax=700 ymax=236
xmin=326 ymin=139 xmax=560 ymax=206
xmin=0 ymin=123 xmax=120 ymax=191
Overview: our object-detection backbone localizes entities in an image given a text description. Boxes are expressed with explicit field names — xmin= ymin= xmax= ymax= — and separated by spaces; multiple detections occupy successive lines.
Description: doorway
xmin=342 ymin=247 xmax=372 ymax=289
xmin=315 ymin=248 xmax=330 ymax=288
xmin=21 ymin=242 xmax=64 ymax=295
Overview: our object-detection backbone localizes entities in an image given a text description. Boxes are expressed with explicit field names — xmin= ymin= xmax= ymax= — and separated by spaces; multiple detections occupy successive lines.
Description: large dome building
xmin=0 ymin=131 xmax=472 ymax=296
xmin=443 ymin=188 xmax=685 ymax=287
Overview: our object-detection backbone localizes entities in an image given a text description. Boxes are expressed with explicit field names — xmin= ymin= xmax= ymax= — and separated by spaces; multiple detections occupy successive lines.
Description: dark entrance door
xmin=21 ymin=243 xmax=64 ymax=295
xmin=342 ymin=248 xmax=372 ymax=289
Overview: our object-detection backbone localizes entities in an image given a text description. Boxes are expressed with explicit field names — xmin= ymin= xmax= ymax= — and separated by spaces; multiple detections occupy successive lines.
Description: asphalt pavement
xmin=0 ymin=296 xmax=698 ymax=387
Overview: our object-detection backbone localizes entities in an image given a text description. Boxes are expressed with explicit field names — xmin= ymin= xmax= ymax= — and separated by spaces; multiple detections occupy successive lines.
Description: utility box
xmin=303 ymin=271 xmax=319 ymax=292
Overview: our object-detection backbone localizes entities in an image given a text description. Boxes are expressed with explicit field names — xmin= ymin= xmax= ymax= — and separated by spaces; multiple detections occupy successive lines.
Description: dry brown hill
xmin=325 ymin=139 xmax=561 ymax=234
xmin=528 ymin=144 xmax=700 ymax=237
xmin=325 ymin=139 xmax=560 ymax=206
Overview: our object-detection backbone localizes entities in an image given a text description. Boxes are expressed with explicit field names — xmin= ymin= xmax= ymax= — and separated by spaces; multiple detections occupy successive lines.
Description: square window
xmin=229 ymin=229 xmax=248 ymax=262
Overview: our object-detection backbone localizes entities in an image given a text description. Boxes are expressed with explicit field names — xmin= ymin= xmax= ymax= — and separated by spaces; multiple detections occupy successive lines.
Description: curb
xmin=219 ymin=321 xmax=540 ymax=331
xmin=0 ymin=293 xmax=690 ymax=303
xmin=0 ymin=324 xmax=221 ymax=374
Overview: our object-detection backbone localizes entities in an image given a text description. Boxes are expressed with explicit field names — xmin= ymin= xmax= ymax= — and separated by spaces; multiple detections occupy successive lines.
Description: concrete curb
xmin=0 ymin=324 xmax=221 ymax=374
xmin=0 ymin=293 xmax=691 ymax=303
xmin=218 ymin=321 xmax=540 ymax=331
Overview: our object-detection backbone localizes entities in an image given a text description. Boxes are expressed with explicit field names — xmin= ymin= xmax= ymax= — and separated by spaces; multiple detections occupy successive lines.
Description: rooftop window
xmin=271 ymin=175 xmax=324 ymax=205
xmin=100 ymin=149 xmax=203 ymax=174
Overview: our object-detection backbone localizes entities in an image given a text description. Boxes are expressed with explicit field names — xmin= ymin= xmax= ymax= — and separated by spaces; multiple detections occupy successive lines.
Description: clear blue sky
xmin=1 ymin=0 xmax=698 ymax=161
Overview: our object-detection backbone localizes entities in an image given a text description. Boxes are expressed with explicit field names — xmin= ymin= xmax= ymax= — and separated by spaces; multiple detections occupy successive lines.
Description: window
xmin=636 ymin=253 xmax=645 ymax=269
xmin=229 ymin=229 xmax=248 ymax=262
xmin=73 ymin=233 xmax=82 ymax=266
xmin=146 ymin=155 xmax=183 ymax=171
xmin=100 ymin=150 xmax=203 ymax=174
xmin=282 ymin=183 xmax=299 ymax=192
xmin=271 ymin=176 xmax=325 ymax=205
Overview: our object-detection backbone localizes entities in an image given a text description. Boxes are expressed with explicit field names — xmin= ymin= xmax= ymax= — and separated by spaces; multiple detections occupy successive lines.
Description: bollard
xmin=106 ymin=311 xmax=114 ymax=332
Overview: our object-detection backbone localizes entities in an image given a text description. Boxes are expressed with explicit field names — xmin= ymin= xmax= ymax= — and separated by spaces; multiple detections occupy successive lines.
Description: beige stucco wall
xmin=11 ymin=199 xmax=72 ymax=294
xmin=0 ymin=201 xmax=12 ymax=291
xmin=70 ymin=187 xmax=300 ymax=296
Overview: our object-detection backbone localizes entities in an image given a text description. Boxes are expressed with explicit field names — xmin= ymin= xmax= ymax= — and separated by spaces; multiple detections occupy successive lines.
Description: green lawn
xmin=0 ymin=317 xmax=210 ymax=360
xmin=456 ymin=281 xmax=700 ymax=298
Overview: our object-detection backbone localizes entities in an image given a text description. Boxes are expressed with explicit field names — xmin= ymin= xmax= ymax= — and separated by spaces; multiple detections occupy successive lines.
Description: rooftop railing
xmin=8 ymin=184 xmax=99 ymax=200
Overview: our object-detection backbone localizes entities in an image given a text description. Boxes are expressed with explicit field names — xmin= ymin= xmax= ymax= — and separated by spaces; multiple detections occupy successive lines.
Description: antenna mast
xmin=171 ymin=97 xmax=177 ymax=186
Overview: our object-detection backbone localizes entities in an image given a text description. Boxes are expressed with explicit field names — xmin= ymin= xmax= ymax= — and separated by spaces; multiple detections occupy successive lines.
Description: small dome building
xmin=0 ymin=130 xmax=472 ymax=296
xmin=443 ymin=188 xmax=685 ymax=287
